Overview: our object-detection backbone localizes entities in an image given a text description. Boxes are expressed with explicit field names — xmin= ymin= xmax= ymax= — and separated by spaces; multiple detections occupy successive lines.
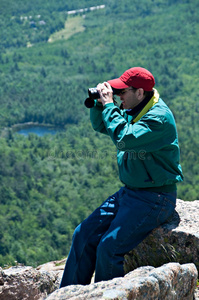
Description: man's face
xmin=118 ymin=88 xmax=141 ymax=110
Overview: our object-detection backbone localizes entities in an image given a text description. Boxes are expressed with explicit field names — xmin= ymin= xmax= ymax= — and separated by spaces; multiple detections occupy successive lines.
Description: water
xmin=15 ymin=125 xmax=64 ymax=137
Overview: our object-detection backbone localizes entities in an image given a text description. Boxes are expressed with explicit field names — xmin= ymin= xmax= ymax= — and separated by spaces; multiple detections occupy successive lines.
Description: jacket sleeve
xmin=90 ymin=100 xmax=108 ymax=135
xmin=102 ymin=103 xmax=176 ymax=153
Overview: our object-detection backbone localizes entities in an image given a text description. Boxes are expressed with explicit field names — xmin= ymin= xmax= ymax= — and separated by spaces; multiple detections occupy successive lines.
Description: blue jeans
xmin=60 ymin=187 xmax=176 ymax=287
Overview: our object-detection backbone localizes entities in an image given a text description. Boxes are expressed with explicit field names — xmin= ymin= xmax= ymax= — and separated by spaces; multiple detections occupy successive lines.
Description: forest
xmin=0 ymin=0 xmax=199 ymax=267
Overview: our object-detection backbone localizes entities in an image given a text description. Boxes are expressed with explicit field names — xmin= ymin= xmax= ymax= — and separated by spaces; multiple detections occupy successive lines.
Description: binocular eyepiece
xmin=84 ymin=87 xmax=120 ymax=108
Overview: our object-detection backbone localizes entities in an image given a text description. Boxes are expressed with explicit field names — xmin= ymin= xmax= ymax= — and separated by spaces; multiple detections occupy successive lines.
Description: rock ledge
xmin=46 ymin=262 xmax=197 ymax=300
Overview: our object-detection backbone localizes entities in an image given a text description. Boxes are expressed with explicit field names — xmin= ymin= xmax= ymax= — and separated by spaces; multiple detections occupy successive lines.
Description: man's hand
xmin=97 ymin=82 xmax=114 ymax=106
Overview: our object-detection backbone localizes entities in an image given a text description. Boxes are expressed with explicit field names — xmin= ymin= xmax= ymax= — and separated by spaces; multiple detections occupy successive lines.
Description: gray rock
xmin=124 ymin=199 xmax=199 ymax=274
xmin=0 ymin=266 xmax=59 ymax=300
xmin=1 ymin=199 xmax=199 ymax=300
xmin=46 ymin=262 xmax=197 ymax=300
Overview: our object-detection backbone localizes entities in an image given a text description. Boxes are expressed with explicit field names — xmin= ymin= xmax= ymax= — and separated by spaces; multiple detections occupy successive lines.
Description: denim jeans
xmin=60 ymin=187 xmax=176 ymax=287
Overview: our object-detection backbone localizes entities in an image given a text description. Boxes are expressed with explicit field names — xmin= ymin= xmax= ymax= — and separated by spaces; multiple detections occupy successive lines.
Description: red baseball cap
xmin=108 ymin=67 xmax=155 ymax=91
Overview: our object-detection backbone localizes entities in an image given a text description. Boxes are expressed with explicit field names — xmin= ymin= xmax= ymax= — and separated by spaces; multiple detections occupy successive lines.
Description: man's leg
xmin=95 ymin=188 xmax=176 ymax=282
xmin=59 ymin=189 xmax=121 ymax=287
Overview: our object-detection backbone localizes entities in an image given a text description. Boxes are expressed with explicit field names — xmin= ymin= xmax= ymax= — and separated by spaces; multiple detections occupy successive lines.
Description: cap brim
xmin=108 ymin=78 xmax=129 ymax=89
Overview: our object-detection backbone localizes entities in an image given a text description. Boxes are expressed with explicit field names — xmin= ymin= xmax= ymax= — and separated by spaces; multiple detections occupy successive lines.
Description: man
xmin=60 ymin=67 xmax=183 ymax=287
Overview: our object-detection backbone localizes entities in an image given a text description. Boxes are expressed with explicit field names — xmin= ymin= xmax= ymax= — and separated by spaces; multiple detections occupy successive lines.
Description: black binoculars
xmin=84 ymin=87 xmax=120 ymax=108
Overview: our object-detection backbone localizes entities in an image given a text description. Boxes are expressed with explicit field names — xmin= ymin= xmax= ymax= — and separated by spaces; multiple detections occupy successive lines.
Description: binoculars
xmin=84 ymin=87 xmax=120 ymax=108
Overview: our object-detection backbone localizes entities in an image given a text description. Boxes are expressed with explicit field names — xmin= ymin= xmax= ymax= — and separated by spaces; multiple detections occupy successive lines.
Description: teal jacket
xmin=90 ymin=91 xmax=183 ymax=192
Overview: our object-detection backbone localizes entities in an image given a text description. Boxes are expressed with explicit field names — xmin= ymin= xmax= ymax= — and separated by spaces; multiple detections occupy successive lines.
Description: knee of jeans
xmin=72 ymin=223 xmax=84 ymax=241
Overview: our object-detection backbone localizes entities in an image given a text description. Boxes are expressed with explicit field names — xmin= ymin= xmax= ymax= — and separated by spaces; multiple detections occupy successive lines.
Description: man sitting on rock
xmin=60 ymin=67 xmax=183 ymax=287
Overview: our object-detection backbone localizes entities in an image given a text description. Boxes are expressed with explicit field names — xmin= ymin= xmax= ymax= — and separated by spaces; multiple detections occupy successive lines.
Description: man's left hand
xmin=97 ymin=82 xmax=114 ymax=106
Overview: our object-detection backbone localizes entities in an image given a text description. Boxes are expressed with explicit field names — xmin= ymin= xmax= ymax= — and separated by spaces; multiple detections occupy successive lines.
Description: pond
xmin=14 ymin=124 xmax=65 ymax=137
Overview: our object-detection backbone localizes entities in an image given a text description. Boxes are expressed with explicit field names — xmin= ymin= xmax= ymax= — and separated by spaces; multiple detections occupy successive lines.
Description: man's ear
xmin=136 ymin=88 xmax=145 ymax=101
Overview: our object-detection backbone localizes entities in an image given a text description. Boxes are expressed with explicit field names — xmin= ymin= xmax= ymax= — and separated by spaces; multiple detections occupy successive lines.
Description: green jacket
xmin=90 ymin=91 xmax=183 ymax=192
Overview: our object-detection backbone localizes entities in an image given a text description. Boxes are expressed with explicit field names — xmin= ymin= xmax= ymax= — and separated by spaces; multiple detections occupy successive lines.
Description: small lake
xmin=14 ymin=125 xmax=64 ymax=137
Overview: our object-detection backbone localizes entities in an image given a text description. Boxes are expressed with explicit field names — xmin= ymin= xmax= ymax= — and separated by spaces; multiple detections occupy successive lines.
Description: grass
xmin=48 ymin=16 xmax=85 ymax=43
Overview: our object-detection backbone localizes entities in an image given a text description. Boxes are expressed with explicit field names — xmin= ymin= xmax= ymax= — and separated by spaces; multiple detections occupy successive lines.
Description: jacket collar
xmin=126 ymin=91 xmax=154 ymax=116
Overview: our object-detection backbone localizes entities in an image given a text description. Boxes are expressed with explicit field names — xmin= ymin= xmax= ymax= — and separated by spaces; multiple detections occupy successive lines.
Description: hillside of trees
xmin=0 ymin=0 xmax=199 ymax=267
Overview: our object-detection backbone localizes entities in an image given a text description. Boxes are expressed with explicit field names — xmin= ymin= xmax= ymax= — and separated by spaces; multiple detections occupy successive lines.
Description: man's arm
xmin=102 ymin=103 xmax=176 ymax=153
xmin=90 ymin=100 xmax=108 ymax=134
xmin=90 ymin=81 xmax=114 ymax=134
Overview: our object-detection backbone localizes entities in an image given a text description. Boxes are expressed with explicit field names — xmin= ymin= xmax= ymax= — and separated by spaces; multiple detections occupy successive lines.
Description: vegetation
xmin=0 ymin=126 xmax=120 ymax=266
xmin=0 ymin=0 xmax=198 ymax=267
